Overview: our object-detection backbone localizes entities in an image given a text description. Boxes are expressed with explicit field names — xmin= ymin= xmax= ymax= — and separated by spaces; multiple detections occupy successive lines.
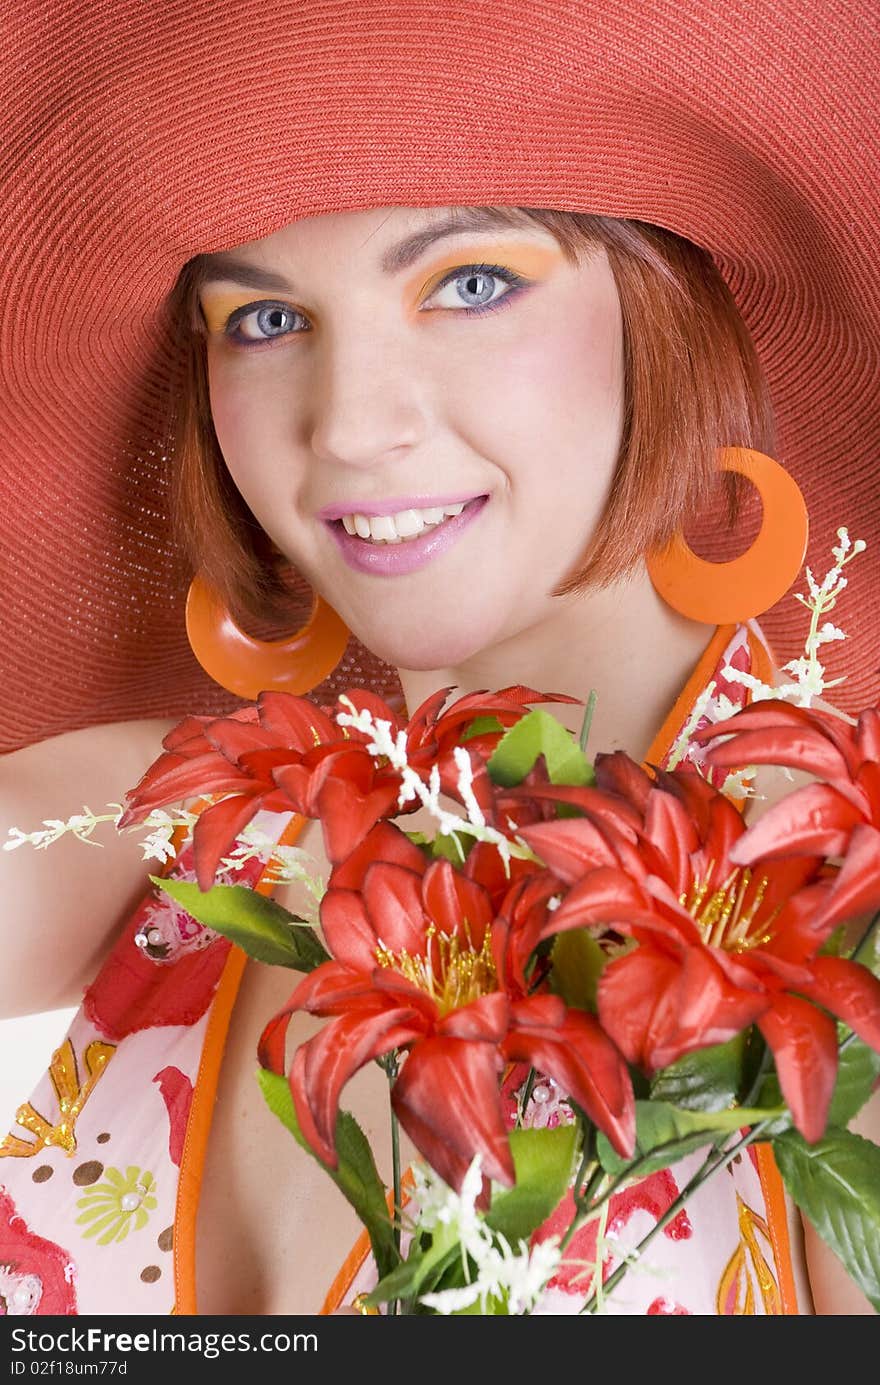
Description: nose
xmin=306 ymin=321 xmax=427 ymax=469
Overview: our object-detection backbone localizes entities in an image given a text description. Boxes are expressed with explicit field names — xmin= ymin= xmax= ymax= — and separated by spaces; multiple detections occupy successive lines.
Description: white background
xmin=0 ymin=1009 xmax=78 ymax=1129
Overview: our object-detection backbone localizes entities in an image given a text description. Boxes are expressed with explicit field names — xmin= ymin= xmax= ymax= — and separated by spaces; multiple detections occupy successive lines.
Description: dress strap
xmin=172 ymin=811 xmax=308 ymax=1315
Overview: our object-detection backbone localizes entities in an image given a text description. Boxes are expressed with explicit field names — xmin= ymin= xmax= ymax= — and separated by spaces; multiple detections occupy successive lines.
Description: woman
xmin=1 ymin=0 xmax=878 ymax=1316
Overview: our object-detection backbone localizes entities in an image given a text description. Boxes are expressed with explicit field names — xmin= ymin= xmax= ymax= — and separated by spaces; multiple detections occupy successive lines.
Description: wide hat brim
xmin=2 ymin=0 xmax=878 ymax=751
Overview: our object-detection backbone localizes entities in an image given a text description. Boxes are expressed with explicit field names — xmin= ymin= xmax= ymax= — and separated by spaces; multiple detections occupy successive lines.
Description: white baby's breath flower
xmin=719 ymin=768 xmax=760 ymax=801
xmin=412 ymin=1156 xmax=561 ymax=1315
xmin=418 ymin=1282 xmax=484 ymax=1314
xmin=3 ymin=803 xmax=126 ymax=852
xmin=721 ymin=527 xmax=865 ymax=713
xmin=137 ymin=807 xmax=200 ymax=864
xmin=335 ymin=698 xmax=534 ymax=871
xmin=411 ymin=1155 xmax=485 ymax=1253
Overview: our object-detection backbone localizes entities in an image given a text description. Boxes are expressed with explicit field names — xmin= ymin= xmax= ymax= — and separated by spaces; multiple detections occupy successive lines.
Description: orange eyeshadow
xmin=405 ymin=240 xmax=564 ymax=310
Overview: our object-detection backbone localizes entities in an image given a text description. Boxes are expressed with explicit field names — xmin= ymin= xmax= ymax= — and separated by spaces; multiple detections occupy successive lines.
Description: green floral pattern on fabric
xmin=75 ymin=1166 xmax=157 ymax=1245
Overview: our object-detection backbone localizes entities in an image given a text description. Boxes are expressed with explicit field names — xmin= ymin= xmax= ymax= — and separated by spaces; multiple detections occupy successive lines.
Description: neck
xmin=396 ymin=567 xmax=716 ymax=763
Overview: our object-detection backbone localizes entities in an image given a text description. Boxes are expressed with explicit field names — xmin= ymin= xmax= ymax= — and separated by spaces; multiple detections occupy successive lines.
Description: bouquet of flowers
xmin=9 ymin=532 xmax=880 ymax=1314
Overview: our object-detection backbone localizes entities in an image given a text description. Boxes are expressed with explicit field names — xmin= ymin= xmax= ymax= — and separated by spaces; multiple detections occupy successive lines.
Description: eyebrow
xmin=198 ymin=207 xmax=543 ymax=290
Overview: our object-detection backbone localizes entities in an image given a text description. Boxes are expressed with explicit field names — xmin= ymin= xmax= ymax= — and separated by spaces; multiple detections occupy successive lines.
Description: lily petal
xmin=320 ymin=889 xmax=384 ymax=971
xmin=292 ymin=1008 xmax=426 ymax=1166
xmin=799 ymin=955 xmax=880 ymax=1053
xmin=757 ymin=993 xmax=838 ymax=1143
xmin=392 ymin=1036 xmax=514 ymax=1190
xmin=191 ymin=792 xmax=262 ymax=890
xmin=422 ymin=859 xmax=494 ymax=942
xmin=810 ymin=824 xmax=880 ymax=930
xmin=362 ymin=863 xmax=430 ymax=957
xmin=729 ymin=783 xmax=865 ymax=863
xmin=257 ymin=690 xmax=338 ymax=747
xmin=504 ymin=1002 xmax=635 ymax=1159
xmin=519 ymin=818 xmax=620 ymax=883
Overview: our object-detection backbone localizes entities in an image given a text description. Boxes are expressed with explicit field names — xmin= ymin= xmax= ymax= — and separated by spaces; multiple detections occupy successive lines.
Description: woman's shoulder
xmin=0 ymin=715 xmax=182 ymax=1018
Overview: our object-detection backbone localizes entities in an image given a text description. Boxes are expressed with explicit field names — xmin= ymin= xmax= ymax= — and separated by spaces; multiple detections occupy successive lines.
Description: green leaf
xmin=460 ymin=715 xmax=506 ymax=742
xmin=367 ymin=1125 xmax=580 ymax=1311
xmin=596 ymin=1099 xmax=780 ymax=1178
xmin=487 ymin=710 xmax=595 ymax=789
xmin=256 ymin=1069 xmax=399 ymax=1280
xmin=150 ymin=877 xmax=329 ymax=971
xmin=365 ymin=1230 xmax=460 ymax=1307
xmin=828 ymin=1036 xmax=880 ymax=1131
xmin=774 ymin=1126 xmax=880 ymax=1312
xmin=649 ymin=1035 xmax=747 ymax=1113
xmin=818 ymin=925 xmax=848 ymax=957
xmin=754 ymin=1029 xmax=880 ymax=1137
xmin=549 ymin=929 xmax=607 ymax=1012
xmin=852 ymin=913 xmax=880 ymax=974
xmin=429 ymin=832 xmax=469 ymax=865
xmin=486 ymin=1123 xmax=579 ymax=1243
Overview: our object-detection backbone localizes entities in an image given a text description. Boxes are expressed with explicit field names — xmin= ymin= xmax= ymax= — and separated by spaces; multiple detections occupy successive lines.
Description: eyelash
xmin=220 ymin=263 xmax=530 ymax=347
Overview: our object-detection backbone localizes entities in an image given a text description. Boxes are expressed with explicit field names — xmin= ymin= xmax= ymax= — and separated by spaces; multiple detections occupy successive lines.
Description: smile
xmin=324 ymin=495 xmax=488 ymax=576
xmin=340 ymin=501 xmax=467 ymax=543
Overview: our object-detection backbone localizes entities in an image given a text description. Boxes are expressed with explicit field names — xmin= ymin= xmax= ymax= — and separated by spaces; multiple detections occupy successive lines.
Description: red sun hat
xmin=2 ymin=0 xmax=878 ymax=752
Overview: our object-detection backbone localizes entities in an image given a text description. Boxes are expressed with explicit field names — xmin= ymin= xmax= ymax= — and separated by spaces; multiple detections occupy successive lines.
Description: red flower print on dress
xmin=153 ymin=1067 xmax=194 ymax=1168
xmin=82 ymin=840 xmax=269 ymax=1040
xmin=0 ymin=1188 xmax=77 ymax=1315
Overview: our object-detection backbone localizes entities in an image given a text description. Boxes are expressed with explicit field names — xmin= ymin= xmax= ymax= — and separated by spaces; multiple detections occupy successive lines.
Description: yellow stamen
xmin=681 ymin=867 xmax=778 ymax=952
xmin=375 ymin=921 xmax=497 ymax=1015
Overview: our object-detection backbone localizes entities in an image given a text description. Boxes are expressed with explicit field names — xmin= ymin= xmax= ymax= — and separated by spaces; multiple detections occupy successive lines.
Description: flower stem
xmin=579 ymin=690 xmax=598 ymax=755
xmin=851 ymin=908 xmax=880 ymax=966
xmin=516 ymin=1068 xmax=537 ymax=1126
xmin=382 ymin=1053 xmax=402 ymax=1316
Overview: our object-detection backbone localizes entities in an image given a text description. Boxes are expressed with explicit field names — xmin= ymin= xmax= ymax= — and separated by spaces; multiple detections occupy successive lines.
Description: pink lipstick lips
xmin=325 ymin=495 xmax=488 ymax=575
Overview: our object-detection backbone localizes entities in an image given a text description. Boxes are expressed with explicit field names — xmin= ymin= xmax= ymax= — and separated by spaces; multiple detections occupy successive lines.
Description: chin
xmin=353 ymin=621 xmax=498 ymax=674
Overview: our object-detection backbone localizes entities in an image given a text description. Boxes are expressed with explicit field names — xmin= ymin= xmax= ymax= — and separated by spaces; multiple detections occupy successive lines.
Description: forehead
xmin=199 ymin=205 xmax=564 ymax=285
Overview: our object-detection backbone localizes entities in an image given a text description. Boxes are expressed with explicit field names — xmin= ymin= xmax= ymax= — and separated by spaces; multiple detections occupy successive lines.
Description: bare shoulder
xmin=0 ymin=716 xmax=181 ymax=1018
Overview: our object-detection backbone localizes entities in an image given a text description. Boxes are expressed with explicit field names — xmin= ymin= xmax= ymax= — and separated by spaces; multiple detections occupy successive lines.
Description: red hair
xmin=165 ymin=209 xmax=775 ymax=624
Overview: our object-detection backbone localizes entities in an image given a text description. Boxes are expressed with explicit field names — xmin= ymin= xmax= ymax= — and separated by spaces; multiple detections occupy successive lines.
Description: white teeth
xmin=368 ymin=514 xmax=397 ymax=542
xmin=393 ymin=509 xmax=426 ymax=538
xmin=339 ymin=499 xmax=475 ymax=544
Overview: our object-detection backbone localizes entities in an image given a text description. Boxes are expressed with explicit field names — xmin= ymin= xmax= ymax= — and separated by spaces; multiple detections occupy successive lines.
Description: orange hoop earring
xmin=185 ymin=574 xmax=350 ymax=699
xmin=645 ymin=447 xmax=809 ymax=624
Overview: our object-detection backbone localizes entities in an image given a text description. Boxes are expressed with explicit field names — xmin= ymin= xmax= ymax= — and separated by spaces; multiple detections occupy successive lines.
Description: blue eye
xmin=225 ymin=300 xmax=308 ymax=344
xmin=424 ymin=264 xmax=527 ymax=315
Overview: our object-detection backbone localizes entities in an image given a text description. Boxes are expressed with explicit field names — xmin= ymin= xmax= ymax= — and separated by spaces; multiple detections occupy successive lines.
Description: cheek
xmin=205 ymin=353 xmax=298 ymax=515
xmin=441 ymin=291 xmax=624 ymax=487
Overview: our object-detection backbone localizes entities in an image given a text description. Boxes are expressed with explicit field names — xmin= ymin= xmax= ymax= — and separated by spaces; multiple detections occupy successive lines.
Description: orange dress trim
xmin=172 ymin=811 xmax=308 ymax=1315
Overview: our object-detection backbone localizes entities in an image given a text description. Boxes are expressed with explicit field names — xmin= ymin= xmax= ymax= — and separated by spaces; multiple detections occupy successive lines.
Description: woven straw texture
xmin=2 ymin=0 xmax=878 ymax=751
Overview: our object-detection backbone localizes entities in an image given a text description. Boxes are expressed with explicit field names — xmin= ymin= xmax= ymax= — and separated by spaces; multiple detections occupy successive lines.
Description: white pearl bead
xmin=120 ymin=1191 xmax=143 ymax=1211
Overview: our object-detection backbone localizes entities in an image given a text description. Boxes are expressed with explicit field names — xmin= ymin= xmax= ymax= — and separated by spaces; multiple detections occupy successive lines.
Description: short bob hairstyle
xmin=166 ymin=208 xmax=776 ymax=627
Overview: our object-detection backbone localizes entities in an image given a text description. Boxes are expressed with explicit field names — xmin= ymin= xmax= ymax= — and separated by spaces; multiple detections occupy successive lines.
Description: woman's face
xmin=200 ymin=206 xmax=624 ymax=671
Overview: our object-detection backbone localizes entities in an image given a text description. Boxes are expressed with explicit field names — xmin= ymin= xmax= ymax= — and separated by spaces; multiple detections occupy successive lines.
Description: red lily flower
xmin=258 ymin=850 xmax=634 ymax=1197
xmin=694 ymin=699 xmax=880 ymax=924
xmin=517 ymin=758 xmax=880 ymax=1144
xmin=118 ymin=694 xmax=352 ymax=889
xmin=119 ymin=685 xmax=568 ymax=886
